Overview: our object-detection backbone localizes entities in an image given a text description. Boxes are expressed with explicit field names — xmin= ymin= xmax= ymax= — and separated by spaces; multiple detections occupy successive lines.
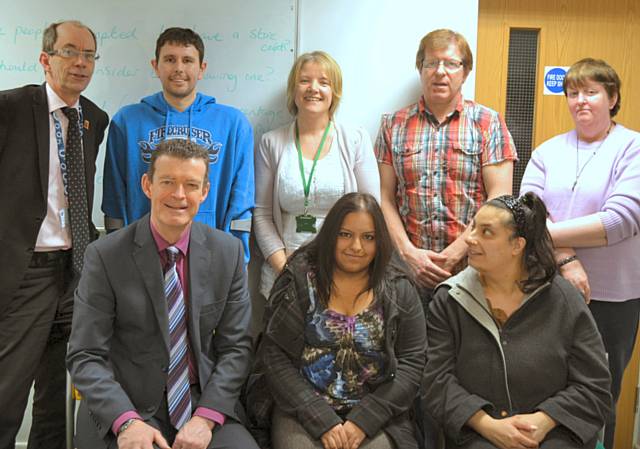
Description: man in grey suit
xmin=67 ymin=139 xmax=258 ymax=449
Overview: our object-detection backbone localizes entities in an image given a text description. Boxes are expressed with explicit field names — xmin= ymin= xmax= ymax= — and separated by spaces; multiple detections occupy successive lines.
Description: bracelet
xmin=118 ymin=418 xmax=138 ymax=436
xmin=557 ymin=255 xmax=578 ymax=267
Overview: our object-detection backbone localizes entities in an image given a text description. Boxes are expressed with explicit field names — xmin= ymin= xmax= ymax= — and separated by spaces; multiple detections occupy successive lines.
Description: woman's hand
xmin=467 ymin=411 xmax=539 ymax=449
xmin=321 ymin=424 xmax=349 ymax=449
xmin=514 ymin=412 xmax=557 ymax=444
xmin=343 ymin=421 xmax=366 ymax=449
xmin=559 ymin=258 xmax=591 ymax=303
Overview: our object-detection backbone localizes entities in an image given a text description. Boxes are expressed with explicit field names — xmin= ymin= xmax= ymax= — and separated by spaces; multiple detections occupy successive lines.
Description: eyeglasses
xmin=48 ymin=48 xmax=100 ymax=62
xmin=422 ymin=59 xmax=464 ymax=72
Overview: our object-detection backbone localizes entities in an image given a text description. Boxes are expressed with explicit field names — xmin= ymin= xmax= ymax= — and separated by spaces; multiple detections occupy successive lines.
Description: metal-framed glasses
xmin=422 ymin=59 xmax=464 ymax=72
xmin=48 ymin=48 xmax=99 ymax=62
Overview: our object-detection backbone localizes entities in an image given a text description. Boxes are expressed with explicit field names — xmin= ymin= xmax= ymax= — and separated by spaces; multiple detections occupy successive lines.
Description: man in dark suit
xmin=0 ymin=20 xmax=108 ymax=449
xmin=67 ymin=139 xmax=258 ymax=449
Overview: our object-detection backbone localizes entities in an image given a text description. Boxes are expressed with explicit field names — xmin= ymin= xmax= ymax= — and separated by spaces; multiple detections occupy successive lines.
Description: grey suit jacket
xmin=67 ymin=215 xmax=252 ymax=443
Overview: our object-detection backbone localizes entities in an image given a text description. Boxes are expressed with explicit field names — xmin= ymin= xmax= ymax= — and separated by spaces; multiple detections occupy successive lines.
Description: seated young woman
xmin=423 ymin=192 xmax=611 ymax=449
xmin=260 ymin=192 xmax=426 ymax=449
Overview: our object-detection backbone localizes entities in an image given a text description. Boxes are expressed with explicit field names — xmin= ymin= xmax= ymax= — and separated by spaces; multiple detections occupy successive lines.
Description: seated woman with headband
xmin=423 ymin=192 xmax=611 ymax=449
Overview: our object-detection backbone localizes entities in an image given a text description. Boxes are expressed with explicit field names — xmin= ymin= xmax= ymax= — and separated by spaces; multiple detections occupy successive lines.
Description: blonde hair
xmin=286 ymin=51 xmax=342 ymax=117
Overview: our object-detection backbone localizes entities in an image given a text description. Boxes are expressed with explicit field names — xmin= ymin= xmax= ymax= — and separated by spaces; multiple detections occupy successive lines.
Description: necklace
xmin=572 ymin=123 xmax=613 ymax=191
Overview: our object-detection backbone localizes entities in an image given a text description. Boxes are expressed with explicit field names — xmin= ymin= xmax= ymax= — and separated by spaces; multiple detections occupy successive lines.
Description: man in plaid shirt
xmin=376 ymin=29 xmax=517 ymax=293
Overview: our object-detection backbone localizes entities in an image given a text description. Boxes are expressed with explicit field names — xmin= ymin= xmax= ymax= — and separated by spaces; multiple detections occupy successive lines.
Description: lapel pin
xmin=83 ymin=120 xmax=90 ymax=130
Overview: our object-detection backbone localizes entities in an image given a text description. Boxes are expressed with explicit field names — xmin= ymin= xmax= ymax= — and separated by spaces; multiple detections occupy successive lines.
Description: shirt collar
xmin=45 ymin=83 xmax=80 ymax=114
xmin=149 ymin=220 xmax=191 ymax=258
xmin=419 ymin=94 xmax=465 ymax=121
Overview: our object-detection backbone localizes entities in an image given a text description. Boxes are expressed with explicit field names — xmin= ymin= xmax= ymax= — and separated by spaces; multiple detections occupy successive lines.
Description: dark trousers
xmin=76 ymin=390 xmax=259 ymax=449
xmin=0 ymin=251 xmax=74 ymax=449
xmin=589 ymin=298 xmax=640 ymax=449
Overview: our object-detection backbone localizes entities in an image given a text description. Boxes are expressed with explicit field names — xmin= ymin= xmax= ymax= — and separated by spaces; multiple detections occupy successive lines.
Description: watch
xmin=117 ymin=418 xmax=138 ymax=436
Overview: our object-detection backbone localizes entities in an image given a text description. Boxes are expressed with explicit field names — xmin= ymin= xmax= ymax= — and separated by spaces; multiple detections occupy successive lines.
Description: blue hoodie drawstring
xmin=163 ymin=107 xmax=171 ymax=143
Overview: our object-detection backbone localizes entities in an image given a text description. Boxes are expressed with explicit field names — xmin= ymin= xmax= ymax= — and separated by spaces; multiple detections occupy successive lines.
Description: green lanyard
xmin=295 ymin=121 xmax=331 ymax=212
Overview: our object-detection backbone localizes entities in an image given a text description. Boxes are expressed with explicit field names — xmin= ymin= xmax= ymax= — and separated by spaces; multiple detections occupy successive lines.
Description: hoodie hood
xmin=141 ymin=91 xmax=217 ymax=115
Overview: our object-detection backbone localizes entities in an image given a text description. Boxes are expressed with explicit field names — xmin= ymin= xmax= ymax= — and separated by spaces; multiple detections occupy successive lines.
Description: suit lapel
xmin=33 ymin=84 xmax=50 ymax=201
xmin=187 ymin=223 xmax=211 ymax=359
xmin=132 ymin=216 xmax=171 ymax=353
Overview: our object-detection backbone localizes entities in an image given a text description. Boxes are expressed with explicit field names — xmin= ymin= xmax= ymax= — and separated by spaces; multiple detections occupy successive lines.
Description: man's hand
xmin=321 ymin=423 xmax=349 ymax=449
xmin=117 ymin=420 xmax=170 ymax=449
xmin=402 ymin=246 xmax=451 ymax=288
xmin=172 ymin=416 xmax=214 ymax=449
xmin=559 ymin=259 xmax=591 ymax=303
xmin=514 ymin=412 xmax=556 ymax=444
xmin=343 ymin=421 xmax=366 ymax=449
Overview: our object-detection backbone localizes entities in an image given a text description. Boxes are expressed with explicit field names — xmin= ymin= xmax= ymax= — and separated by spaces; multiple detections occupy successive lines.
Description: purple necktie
xmin=165 ymin=246 xmax=191 ymax=429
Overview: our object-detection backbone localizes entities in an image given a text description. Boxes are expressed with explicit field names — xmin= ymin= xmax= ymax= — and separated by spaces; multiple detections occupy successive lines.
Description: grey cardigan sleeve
xmin=253 ymin=129 xmax=286 ymax=260
xmin=423 ymin=287 xmax=493 ymax=444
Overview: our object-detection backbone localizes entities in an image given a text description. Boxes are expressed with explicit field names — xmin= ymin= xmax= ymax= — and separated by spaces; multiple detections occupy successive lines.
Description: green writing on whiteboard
xmin=0 ymin=60 xmax=38 ymax=72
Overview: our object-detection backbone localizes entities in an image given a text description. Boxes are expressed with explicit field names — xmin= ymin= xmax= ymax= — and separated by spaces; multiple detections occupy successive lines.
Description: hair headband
xmin=493 ymin=195 xmax=526 ymax=237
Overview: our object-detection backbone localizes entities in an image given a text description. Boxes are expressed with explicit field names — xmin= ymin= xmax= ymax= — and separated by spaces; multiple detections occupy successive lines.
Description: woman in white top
xmin=254 ymin=51 xmax=381 ymax=299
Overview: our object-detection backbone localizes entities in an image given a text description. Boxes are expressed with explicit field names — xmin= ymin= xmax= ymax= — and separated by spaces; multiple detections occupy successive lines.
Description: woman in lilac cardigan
xmin=520 ymin=58 xmax=640 ymax=448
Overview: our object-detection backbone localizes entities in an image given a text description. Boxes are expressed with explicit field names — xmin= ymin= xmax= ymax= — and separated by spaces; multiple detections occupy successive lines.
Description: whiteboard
xmin=0 ymin=0 xmax=296 ymax=226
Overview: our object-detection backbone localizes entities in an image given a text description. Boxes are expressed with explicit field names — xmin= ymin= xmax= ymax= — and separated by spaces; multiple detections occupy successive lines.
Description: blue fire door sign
xmin=543 ymin=66 xmax=570 ymax=95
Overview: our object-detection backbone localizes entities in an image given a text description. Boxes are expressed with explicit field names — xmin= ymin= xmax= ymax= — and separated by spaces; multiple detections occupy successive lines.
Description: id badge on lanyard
xmin=294 ymin=121 xmax=331 ymax=234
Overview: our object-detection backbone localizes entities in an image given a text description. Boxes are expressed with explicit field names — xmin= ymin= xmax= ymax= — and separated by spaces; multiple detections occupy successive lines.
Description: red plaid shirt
xmin=375 ymin=96 xmax=516 ymax=252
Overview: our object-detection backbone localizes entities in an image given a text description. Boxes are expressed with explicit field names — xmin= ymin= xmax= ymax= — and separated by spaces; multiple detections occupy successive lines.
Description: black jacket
xmin=248 ymin=252 xmax=426 ymax=448
xmin=0 ymin=83 xmax=108 ymax=307
xmin=424 ymin=268 xmax=611 ymax=448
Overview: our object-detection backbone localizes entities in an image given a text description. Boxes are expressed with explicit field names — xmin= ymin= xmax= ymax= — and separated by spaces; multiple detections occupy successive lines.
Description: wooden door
xmin=476 ymin=1 xmax=640 ymax=448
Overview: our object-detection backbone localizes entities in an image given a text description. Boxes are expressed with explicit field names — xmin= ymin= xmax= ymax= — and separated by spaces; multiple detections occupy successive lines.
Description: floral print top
xmin=300 ymin=274 xmax=386 ymax=414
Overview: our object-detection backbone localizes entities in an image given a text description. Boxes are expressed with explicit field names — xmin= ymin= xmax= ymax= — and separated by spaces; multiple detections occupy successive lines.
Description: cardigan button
xmin=500 ymin=410 xmax=508 ymax=417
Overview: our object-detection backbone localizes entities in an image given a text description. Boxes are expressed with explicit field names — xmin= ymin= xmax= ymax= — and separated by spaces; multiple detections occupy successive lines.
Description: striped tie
xmin=165 ymin=246 xmax=191 ymax=429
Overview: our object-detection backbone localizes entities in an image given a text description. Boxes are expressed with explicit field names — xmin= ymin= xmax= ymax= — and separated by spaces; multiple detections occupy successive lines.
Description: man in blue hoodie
xmin=102 ymin=27 xmax=254 ymax=262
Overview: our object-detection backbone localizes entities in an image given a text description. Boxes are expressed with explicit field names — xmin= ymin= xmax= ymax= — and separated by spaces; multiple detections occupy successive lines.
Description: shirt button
xmin=146 ymin=406 xmax=154 ymax=413
xmin=502 ymin=340 xmax=507 ymax=346
xmin=500 ymin=410 xmax=508 ymax=417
